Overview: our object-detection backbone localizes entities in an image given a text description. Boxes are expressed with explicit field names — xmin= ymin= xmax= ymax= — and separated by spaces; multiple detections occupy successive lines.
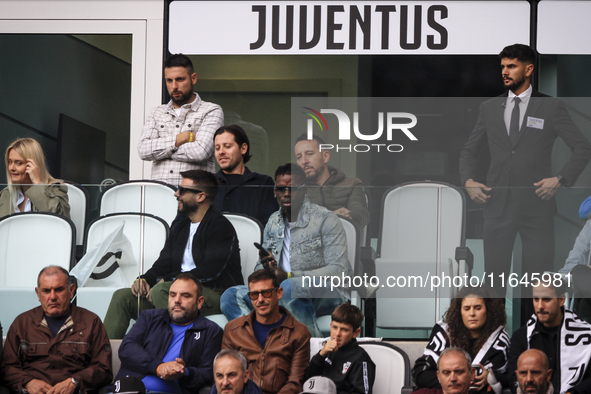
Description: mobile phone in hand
xmin=254 ymin=242 xmax=270 ymax=256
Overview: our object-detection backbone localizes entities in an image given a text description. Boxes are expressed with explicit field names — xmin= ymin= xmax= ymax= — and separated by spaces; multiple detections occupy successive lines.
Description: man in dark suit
xmin=459 ymin=44 xmax=591 ymax=306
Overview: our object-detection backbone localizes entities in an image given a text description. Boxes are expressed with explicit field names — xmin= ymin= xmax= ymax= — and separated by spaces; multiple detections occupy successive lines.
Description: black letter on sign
xmin=375 ymin=5 xmax=396 ymax=50
xmin=349 ymin=5 xmax=371 ymax=50
xmin=300 ymin=5 xmax=321 ymax=49
xmin=400 ymin=5 xmax=421 ymax=50
xmin=250 ymin=5 xmax=266 ymax=50
xmin=272 ymin=5 xmax=294 ymax=50
xmin=327 ymin=5 xmax=345 ymax=49
xmin=427 ymin=5 xmax=448 ymax=49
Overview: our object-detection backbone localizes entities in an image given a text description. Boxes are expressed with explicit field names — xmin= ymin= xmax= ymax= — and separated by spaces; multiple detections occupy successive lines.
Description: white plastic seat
xmin=375 ymin=182 xmax=472 ymax=330
xmin=204 ymin=213 xmax=263 ymax=329
xmin=358 ymin=342 xmax=412 ymax=394
xmin=100 ymin=180 xmax=177 ymax=225
xmin=317 ymin=216 xmax=361 ymax=336
xmin=76 ymin=212 xmax=170 ymax=320
xmin=0 ymin=212 xmax=75 ymax=329
xmin=66 ymin=183 xmax=88 ymax=247
xmin=223 ymin=213 xmax=263 ymax=283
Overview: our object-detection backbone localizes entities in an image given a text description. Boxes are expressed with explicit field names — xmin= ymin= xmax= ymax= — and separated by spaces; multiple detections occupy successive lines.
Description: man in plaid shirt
xmin=138 ymin=54 xmax=223 ymax=186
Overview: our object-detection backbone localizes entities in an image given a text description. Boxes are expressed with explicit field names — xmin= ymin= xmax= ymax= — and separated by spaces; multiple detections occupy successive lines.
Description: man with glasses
xmin=222 ymin=269 xmax=311 ymax=394
xmin=103 ymin=170 xmax=243 ymax=339
xmin=221 ymin=163 xmax=352 ymax=338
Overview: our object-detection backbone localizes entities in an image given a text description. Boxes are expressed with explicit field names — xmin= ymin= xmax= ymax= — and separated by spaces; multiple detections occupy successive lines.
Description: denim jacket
xmin=255 ymin=197 xmax=352 ymax=284
xmin=559 ymin=219 xmax=591 ymax=274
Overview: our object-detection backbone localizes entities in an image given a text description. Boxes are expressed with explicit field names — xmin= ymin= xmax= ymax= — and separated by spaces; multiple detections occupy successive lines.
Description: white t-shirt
xmin=181 ymin=222 xmax=200 ymax=272
xmin=280 ymin=222 xmax=293 ymax=272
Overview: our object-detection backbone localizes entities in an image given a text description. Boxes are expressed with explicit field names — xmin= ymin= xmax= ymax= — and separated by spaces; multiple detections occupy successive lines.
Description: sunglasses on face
xmin=274 ymin=185 xmax=304 ymax=194
xmin=178 ymin=186 xmax=205 ymax=196
xmin=247 ymin=287 xmax=278 ymax=301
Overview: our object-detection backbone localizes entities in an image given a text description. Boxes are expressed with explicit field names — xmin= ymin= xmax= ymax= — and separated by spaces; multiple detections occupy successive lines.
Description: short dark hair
xmin=248 ymin=269 xmax=280 ymax=288
xmin=499 ymin=44 xmax=536 ymax=65
xmin=172 ymin=273 xmax=203 ymax=297
xmin=331 ymin=303 xmax=364 ymax=331
xmin=179 ymin=170 xmax=220 ymax=202
xmin=38 ymin=265 xmax=72 ymax=288
xmin=274 ymin=163 xmax=305 ymax=184
xmin=214 ymin=125 xmax=252 ymax=164
xmin=164 ymin=54 xmax=195 ymax=74
xmin=295 ymin=133 xmax=326 ymax=145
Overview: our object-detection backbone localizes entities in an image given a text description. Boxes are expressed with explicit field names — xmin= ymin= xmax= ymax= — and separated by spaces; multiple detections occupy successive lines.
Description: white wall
xmin=1 ymin=0 xmax=165 ymax=180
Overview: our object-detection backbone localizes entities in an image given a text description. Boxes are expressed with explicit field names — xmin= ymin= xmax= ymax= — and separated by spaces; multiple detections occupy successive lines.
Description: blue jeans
xmin=220 ymin=278 xmax=346 ymax=337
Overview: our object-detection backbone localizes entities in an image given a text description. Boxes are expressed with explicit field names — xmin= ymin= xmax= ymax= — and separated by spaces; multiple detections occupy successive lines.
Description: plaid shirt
xmin=138 ymin=93 xmax=223 ymax=186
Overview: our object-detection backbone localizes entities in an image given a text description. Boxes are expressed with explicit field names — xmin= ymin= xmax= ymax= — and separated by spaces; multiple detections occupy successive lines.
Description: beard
xmin=169 ymin=302 xmax=199 ymax=325
xmin=505 ymin=73 xmax=526 ymax=92
xmin=178 ymin=199 xmax=198 ymax=215
xmin=171 ymin=91 xmax=192 ymax=106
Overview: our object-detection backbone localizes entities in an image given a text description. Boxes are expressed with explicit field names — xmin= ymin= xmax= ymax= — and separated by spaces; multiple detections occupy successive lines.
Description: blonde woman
xmin=0 ymin=138 xmax=70 ymax=219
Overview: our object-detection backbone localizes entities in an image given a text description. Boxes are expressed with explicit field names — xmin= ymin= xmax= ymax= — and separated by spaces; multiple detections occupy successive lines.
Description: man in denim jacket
xmin=221 ymin=163 xmax=352 ymax=337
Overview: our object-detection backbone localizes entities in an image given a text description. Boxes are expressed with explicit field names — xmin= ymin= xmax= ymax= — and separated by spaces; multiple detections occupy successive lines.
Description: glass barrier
xmin=1 ymin=181 xmax=590 ymax=339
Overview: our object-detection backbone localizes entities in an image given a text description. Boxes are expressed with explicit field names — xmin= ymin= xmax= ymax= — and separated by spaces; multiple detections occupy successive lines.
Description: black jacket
xmin=305 ymin=339 xmax=375 ymax=394
xmin=214 ymin=167 xmax=277 ymax=226
xmin=459 ymin=92 xmax=591 ymax=219
xmin=508 ymin=317 xmax=591 ymax=394
xmin=117 ymin=309 xmax=223 ymax=394
xmin=141 ymin=206 xmax=243 ymax=290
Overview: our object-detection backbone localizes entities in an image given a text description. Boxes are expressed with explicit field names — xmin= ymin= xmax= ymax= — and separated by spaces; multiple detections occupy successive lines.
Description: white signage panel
xmin=169 ymin=1 xmax=530 ymax=55
xmin=538 ymin=1 xmax=591 ymax=55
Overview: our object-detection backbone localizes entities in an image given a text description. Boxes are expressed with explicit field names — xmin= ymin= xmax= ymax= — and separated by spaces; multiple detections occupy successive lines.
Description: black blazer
xmin=142 ymin=206 xmax=243 ymax=290
xmin=459 ymin=91 xmax=591 ymax=218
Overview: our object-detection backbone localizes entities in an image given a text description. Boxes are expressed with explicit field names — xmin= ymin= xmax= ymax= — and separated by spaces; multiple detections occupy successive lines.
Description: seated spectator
xmin=116 ymin=273 xmax=223 ymax=394
xmin=294 ymin=134 xmax=369 ymax=228
xmin=0 ymin=138 xmax=70 ymax=219
xmin=0 ymin=265 xmax=112 ymax=393
xmin=210 ymin=349 xmax=262 ymax=394
xmin=300 ymin=377 xmax=337 ymax=394
xmin=222 ymin=269 xmax=311 ymax=394
xmin=220 ymin=164 xmax=352 ymax=337
xmin=559 ymin=195 xmax=591 ymax=323
xmin=515 ymin=350 xmax=552 ymax=394
xmin=437 ymin=348 xmax=474 ymax=394
xmin=213 ymin=125 xmax=277 ymax=225
xmin=412 ymin=286 xmax=509 ymax=394
xmin=507 ymin=282 xmax=591 ymax=394
xmin=304 ymin=304 xmax=375 ymax=394
xmin=103 ymin=169 xmax=243 ymax=339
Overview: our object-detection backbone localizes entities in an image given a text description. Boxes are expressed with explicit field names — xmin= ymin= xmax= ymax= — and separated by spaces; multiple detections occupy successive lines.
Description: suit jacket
xmin=459 ymin=91 xmax=591 ymax=218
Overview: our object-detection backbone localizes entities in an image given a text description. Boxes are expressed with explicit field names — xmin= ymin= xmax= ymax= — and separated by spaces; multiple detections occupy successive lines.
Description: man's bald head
xmin=516 ymin=349 xmax=552 ymax=394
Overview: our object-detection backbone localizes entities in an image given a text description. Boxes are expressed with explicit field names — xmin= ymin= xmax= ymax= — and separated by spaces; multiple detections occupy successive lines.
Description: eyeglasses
xmin=178 ymin=186 xmax=205 ymax=196
xmin=274 ymin=185 xmax=304 ymax=194
xmin=247 ymin=287 xmax=278 ymax=301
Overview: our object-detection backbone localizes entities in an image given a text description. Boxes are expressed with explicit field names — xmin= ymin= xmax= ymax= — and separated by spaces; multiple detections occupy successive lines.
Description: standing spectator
xmin=138 ymin=54 xmax=223 ymax=186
